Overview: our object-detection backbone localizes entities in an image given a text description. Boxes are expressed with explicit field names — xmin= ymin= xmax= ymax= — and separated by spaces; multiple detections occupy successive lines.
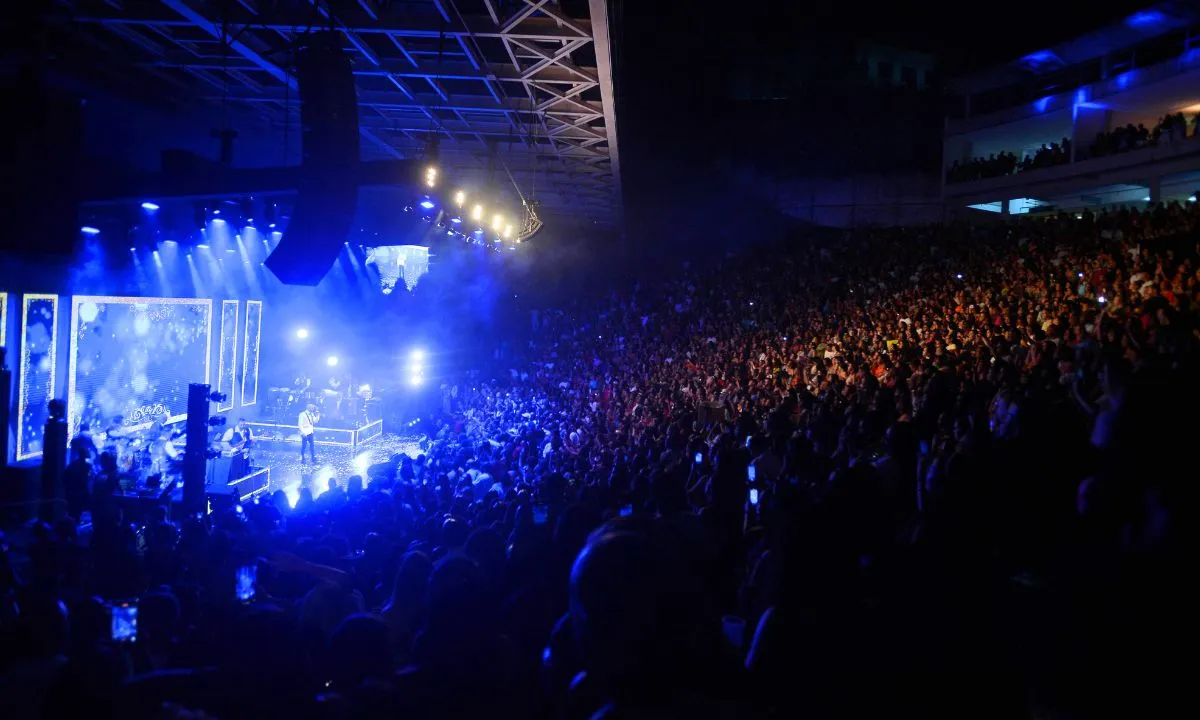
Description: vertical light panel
xmin=216 ymin=300 xmax=239 ymax=412
xmin=241 ymin=300 xmax=262 ymax=407
xmin=17 ymin=294 xmax=58 ymax=462
xmin=0 ymin=292 xmax=8 ymax=349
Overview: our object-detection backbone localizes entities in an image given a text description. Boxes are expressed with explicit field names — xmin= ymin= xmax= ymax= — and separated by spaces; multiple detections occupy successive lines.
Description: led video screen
xmin=217 ymin=300 xmax=239 ymax=412
xmin=365 ymin=245 xmax=429 ymax=294
xmin=68 ymin=297 xmax=212 ymax=435
xmin=241 ymin=300 xmax=262 ymax=407
xmin=16 ymin=294 xmax=58 ymax=461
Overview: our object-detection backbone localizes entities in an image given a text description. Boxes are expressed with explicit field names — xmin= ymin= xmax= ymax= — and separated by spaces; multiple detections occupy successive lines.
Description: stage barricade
xmin=356 ymin=419 xmax=383 ymax=446
xmin=246 ymin=420 xmax=382 ymax=449
xmin=228 ymin=466 xmax=270 ymax=502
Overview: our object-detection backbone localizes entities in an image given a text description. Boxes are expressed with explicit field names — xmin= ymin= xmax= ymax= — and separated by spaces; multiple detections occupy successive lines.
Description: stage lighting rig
xmin=425 ymin=165 xmax=438 ymax=188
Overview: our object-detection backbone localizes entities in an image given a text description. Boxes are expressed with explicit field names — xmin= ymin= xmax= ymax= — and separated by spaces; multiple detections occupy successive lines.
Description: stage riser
xmin=244 ymin=420 xmax=382 ymax=449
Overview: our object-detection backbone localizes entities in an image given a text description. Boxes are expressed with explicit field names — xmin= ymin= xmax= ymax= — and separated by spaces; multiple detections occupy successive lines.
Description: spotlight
xmin=213 ymin=209 xmax=221 ymax=215
xmin=141 ymin=201 xmax=160 ymax=211
xmin=327 ymin=355 xmax=339 ymax=367
xmin=410 ymin=349 xmax=425 ymax=362
xmin=503 ymin=224 xmax=513 ymax=239
xmin=492 ymin=214 xmax=504 ymax=231
xmin=1143 ymin=196 xmax=1152 ymax=202
xmin=295 ymin=328 xmax=309 ymax=340
xmin=425 ymin=166 xmax=438 ymax=188
xmin=80 ymin=226 xmax=100 ymax=235
xmin=409 ymin=375 xmax=423 ymax=387
xmin=472 ymin=204 xmax=484 ymax=221
xmin=419 ymin=200 xmax=435 ymax=210
xmin=451 ymin=217 xmax=461 ymax=224
xmin=454 ymin=190 xmax=466 ymax=207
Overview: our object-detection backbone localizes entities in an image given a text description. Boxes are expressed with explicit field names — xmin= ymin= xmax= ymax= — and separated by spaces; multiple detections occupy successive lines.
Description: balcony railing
xmin=944 ymin=133 xmax=1200 ymax=199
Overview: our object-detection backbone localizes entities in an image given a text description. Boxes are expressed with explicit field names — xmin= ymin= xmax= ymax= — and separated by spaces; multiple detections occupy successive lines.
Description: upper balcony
xmin=943 ymin=53 xmax=1200 ymax=202
xmin=946 ymin=4 xmax=1200 ymax=133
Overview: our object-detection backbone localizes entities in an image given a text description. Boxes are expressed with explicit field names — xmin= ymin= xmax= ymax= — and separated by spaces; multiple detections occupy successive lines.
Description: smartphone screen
xmin=532 ymin=503 xmax=549 ymax=525
xmin=747 ymin=465 xmax=756 ymax=483
xmin=748 ymin=488 xmax=760 ymax=506
xmin=619 ymin=504 xmax=633 ymax=517
xmin=111 ymin=601 xmax=138 ymax=643
xmin=694 ymin=451 xmax=702 ymax=464
xmin=744 ymin=435 xmax=752 ymax=448
xmin=236 ymin=565 xmax=257 ymax=603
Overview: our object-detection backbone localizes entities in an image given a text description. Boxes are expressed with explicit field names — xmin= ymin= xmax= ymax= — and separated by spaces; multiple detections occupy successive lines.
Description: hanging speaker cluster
xmin=264 ymin=31 xmax=361 ymax=286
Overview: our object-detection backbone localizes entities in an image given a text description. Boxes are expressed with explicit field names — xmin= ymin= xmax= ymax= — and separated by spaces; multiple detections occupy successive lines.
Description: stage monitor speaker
xmin=182 ymin=384 xmax=212 ymax=515
xmin=265 ymin=31 xmax=361 ymax=286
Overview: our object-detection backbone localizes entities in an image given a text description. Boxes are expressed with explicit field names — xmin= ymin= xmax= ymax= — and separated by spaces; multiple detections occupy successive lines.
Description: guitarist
xmin=221 ymin=418 xmax=255 ymax=479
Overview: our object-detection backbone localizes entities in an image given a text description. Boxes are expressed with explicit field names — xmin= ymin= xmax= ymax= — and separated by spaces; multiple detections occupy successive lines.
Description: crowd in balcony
xmin=948 ymin=110 xmax=1200 ymax=185
xmin=944 ymin=138 xmax=1071 ymax=184
xmin=1081 ymin=111 xmax=1198 ymax=160
xmin=3 ymin=198 xmax=1199 ymax=719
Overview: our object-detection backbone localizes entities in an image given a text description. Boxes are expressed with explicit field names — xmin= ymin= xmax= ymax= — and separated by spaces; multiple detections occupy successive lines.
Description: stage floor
xmin=247 ymin=433 xmax=426 ymax=505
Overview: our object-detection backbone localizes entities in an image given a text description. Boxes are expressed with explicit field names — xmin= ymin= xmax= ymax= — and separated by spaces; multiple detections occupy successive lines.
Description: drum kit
xmin=267 ymin=382 xmax=375 ymax=425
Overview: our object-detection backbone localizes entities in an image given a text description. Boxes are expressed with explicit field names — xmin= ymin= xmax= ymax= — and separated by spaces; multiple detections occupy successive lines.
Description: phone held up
xmin=236 ymin=564 xmax=258 ymax=603
xmin=532 ymin=502 xmax=550 ymax=526
xmin=110 ymin=600 xmax=138 ymax=643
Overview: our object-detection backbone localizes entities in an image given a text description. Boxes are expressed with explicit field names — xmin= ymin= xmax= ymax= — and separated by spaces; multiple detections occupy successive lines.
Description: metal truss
xmin=58 ymin=0 xmax=621 ymax=225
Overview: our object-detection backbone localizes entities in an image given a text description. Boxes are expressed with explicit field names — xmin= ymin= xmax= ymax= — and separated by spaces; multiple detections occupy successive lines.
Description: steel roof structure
xmin=54 ymin=0 xmax=622 ymax=227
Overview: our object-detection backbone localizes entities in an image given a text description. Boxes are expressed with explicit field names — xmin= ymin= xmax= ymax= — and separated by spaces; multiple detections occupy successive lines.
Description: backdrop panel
xmin=241 ymin=300 xmax=262 ymax=407
xmin=68 ymin=296 xmax=213 ymax=435
xmin=17 ymin=294 xmax=58 ymax=461
xmin=217 ymin=300 xmax=239 ymax=412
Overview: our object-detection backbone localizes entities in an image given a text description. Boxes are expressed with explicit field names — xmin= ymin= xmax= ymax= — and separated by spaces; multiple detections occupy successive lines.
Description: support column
xmin=1000 ymin=199 xmax=1011 ymax=216
xmin=1148 ymin=176 xmax=1162 ymax=204
xmin=1072 ymin=106 xmax=1112 ymax=162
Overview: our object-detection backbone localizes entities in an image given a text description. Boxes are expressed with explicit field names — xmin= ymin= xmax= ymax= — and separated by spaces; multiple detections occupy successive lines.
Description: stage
xmin=246 ymin=432 xmax=426 ymax=505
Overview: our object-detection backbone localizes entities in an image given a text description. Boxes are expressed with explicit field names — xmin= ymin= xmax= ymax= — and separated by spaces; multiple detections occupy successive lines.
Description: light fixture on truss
xmin=515 ymin=200 xmax=543 ymax=243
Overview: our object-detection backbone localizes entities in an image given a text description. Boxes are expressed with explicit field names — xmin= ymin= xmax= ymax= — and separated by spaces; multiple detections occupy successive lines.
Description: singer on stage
xmin=298 ymin=404 xmax=319 ymax=464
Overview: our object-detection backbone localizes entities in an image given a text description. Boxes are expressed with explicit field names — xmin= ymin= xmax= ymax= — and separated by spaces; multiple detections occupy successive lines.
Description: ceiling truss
xmin=56 ymin=0 xmax=621 ymax=224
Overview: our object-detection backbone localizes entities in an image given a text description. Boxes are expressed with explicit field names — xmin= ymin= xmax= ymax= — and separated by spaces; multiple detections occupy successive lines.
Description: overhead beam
xmin=204 ymin=87 xmax=603 ymax=115
xmin=158 ymin=0 xmax=295 ymax=89
xmin=139 ymin=54 xmax=597 ymax=85
xmin=587 ymin=0 xmax=621 ymax=211
xmin=71 ymin=13 xmax=590 ymax=40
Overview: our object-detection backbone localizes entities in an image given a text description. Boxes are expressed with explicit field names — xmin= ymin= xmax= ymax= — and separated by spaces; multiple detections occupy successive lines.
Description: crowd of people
xmin=2 ymin=200 xmax=1199 ymax=719
xmin=947 ymin=110 xmax=1200 ymax=184
xmin=945 ymin=138 xmax=1071 ymax=184
xmin=1081 ymin=111 xmax=1198 ymax=161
